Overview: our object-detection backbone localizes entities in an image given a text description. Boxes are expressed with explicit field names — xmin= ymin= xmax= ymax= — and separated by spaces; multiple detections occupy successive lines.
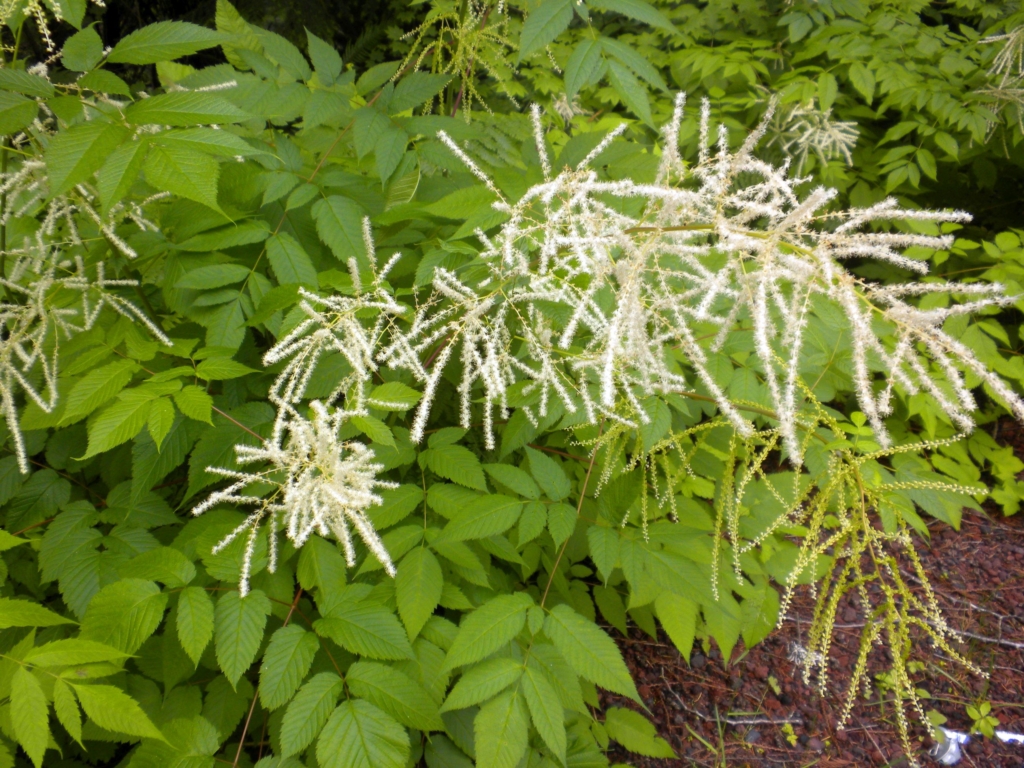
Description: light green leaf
xmin=307 ymin=29 xmax=343 ymax=85
xmin=108 ymin=21 xmax=226 ymax=64
xmin=317 ymin=699 xmax=410 ymax=768
xmin=441 ymin=657 xmax=523 ymax=713
xmin=587 ymin=525 xmax=619 ymax=581
xmin=216 ymin=0 xmax=263 ymax=69
xmin=80 ymin=578 xmax=168 ymax=654
xmin=818 ymin=72 xmax=838 ymax=112
xmin=390 ymin=72 xmax=451 ymax=114
xmin=173 ymin=386 xmax=214 ymax=424
xmin=154 ymin=127 xmax=266 ymax=158
xmin=443 ymin=593 xmax=532 ymax=672
xmin=0 ymin=69 xmax=54 ymax=98
xmin=71 ymin=683 xmax=165 ymax=740
xmin=281 ymin=672 xmax=343 ymax=756
xmin=521 ymin=665 xmax=566 ymax=764
xmin=474 ymin=689 xmax=529 ymax=768
xmin=174 ymin=264 xmax=251 ymax=289
xmin=547 ymin=502 xmax=576 ymax=546
xmin=314 ymin=602 xmax=413 ymax=660
xmin=11 ymin=667 xmax=49 ymax=768
xmin=78 ymin=69 xmax=132 ymax=96
xmin=127 ymin=92 xmax=248 ymax=126
xmin=655 ymin=592 xmax=696 ymax=661
xmin=346 ymin=660 xmax=444 ymax=731
xmin=439 ymin=494 xmax=523 ymax=542
xmin=606 ymin=59 xmax=653 ymax=126
xmin=396 ymin=546 xmax=442 ymax=640
xmin=260 ymin=625 xmax=319 ymax=710
xmin=848 ymin=61 xmax=875 ymax=103
xmin=425 ymin=444 xmax=487 ymax=491
xmin=147 ymin=397 xmax=176 ymax=448
xmin=351 ymin=415 xmax=396 ymax=448
xmin=0 ymin=92 xmax=37 ymax=135
xmin=588 ymin=0 xmax=678 ymax=34
xmin=311 ymin=195 xmax=365 ymax=262
xmin=62 ymin=26 xmax=103 ymax=71
xmin=604 ymin=707 xmax=675 ymax=757
xmin=599 ymin=36 xmax=667 ymax=91
xmin=367 ymin=382 xmax=421 ymax=411
xmin=53 ymin=679 xmax=82 ymax=746
xmin=483 ymin=464 xmax=540 ymax=500
xmin=80 ymin=393 xmax=153 ymax=459
xmin=524 ymin=447 xmax=570 ymax=500
xmin=196 ymin=357 xmax=258 ymax=380
xmin=144 ymin=145 xmax=222 ymax=212
xmin=97 ymin=140 xmax=150 ymax=213
xmin=375 ymin=125 xmax=408 ymax=183
xmin=543 ymin=604 xmax=640 ymax=702
xmin=0 ymin=597 xmax=75 ymax=629
xmin=564 ymin=38 xmax=605 ymax=99
xmin=215 ymin=589 xmax=271 ymax=687
xmin=267 ymin=232 xmax=318 ymax=288
xmin=119 ymin=547 xmax=196 ymax=587
xmin=46 ymin=121 xmax=129 ymax=196
xmin=518 ymin=0 xmax=573 ymax=63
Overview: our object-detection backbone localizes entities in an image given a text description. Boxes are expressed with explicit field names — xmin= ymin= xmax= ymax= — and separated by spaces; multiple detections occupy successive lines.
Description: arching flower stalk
xmin=384 ymin=93 xmax=1023 ymax=459
xmin=0 ymin=242 xmax=170 ymax=473
xmin=192 ymin=402 xmax=398 ymax=596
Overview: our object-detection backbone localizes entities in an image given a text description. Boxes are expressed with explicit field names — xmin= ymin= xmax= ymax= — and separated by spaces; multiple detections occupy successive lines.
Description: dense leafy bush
xmin=0 ymin=1 xmax=1021 ymax=768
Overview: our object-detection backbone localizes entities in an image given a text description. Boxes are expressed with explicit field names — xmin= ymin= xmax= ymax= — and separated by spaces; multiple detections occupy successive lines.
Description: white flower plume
xmin=382 ymin=93 xmax=1024 ymax=459
xmin=192 ymin=402 xmax=398 ymax=596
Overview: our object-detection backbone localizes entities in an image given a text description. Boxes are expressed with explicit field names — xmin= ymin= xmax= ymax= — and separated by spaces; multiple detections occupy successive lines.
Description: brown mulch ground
xmin=603 ymin=427 xmax=1024 ymax=767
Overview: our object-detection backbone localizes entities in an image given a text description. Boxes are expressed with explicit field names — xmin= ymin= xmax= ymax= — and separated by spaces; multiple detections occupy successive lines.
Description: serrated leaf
xmin=443 ymin=593 xmax=532 ymax=672
xmin=0 ymin=69 xmax=54 ymax=98
xmin=80 ymin=394 xmax=153 ymax=459
xmin=396 ymin=546 xmax=442 ymax=640
xmin=62 ymin=26 xmax=103 ymax=71
xmin=312 ymin=195 xmax=365 ymax=262
xmin=53 ymin=679 xmax=82 ymax=745
xmin=71 ymin=683 xmax=165 ymax=740
xmin=604 ymin=707 xmax=675 ymax=757
xmin=351 ymin=415 xmax=396 ymax=448
xmin=145 ymin=144 xmax=222 ymax=212
xmin=175 ymin=263 xmax=251 ymax=290
xmin=46 ymin=121 xmax=129 ymax=196
xmin=173 ymin=386 xmax=214 ymax=424
xmin=588 ymin=0 xmax=678 ymax=35
xmin=438 ymin=494 xmax=523 ymax=542
xmin=127 ymin=92 xmax=247 ymax=126
xmin=314 ymin=602 xmax=412 ymax=660
xmin=425 ymin=444 xmax=487 ymax=491
xmin=848 ymin=61 xmax=875 ymax=103
xmin=317 ymin=699 xmax=410 ymax=768
xmin=564 ymin=39 xmax=605 ymax=99
xmin=367 ymin=381 xmax=421 ymax=411
xmin=78 ymin=69 xmax=132 ymax=96
xmin=80 ymin=578 xmax=167 ymax=654
xmin=587 ymin=526 xmax=619 ymax=582
xmin=521 ymin=665 xmax=566 ymax=763
xmin=543 ymin=604 xmax=640 ymax=702
xmin=281 ymin=672 xmax=343 ymax=756
xmin=483 ymin=464 xmax=540 ymax=499
xmin=108 ymin=21 xmax=225 ymax=64
xmin=216 ymin=0 xmax=263 ymax=69
xmin=11 ymin=667 xmax=49 ymax=768
xmin=147 ymin=397 xmax=176 ymax=448
xmin=547 ymin=502 xmax=576 ymax=546
xmin=474 ymin=689 xmax=529 ymax=768
xmin=215 ymin=589 xmax=271 ymax=687
xmin=97 ymin=140 xmax=150 ymax=213
xmin=267 ymin=231 xmax=318 ymax=288
xmin=518 ymin=0 xmax=573 ymax=63
xmin=0 ymin=597 xmax=75 ymax=629
xmin=196 ymin=357 xmax=258 ymax=380
xmin=375 ymin=125 xmax=408 ymax=183
xmin=441 ymin=657 xmax=523 ymax=712
xmin=307 ymin=29 xmax=342 ymax=85
xmin=346 ymin=660 xmax=444 ymax=731
xmin=606 ymin=59 xmax=653 ymax=125
xmin=119 ymin=547 xmax=196 ymax=587
xmin=524 ymin=447 xmax=570 ymax=500
xmin=0 ymin=92 xmax=36 ymax=136
xmin=390 ymin=72 xmax=451 ymax=114
xmin=655 ymin=592 xmax=696 ymax=661
xmin=260 ymin=625 xmax=319 ymax=710
xmin=154 ymin=128 xmax=266 ymax=159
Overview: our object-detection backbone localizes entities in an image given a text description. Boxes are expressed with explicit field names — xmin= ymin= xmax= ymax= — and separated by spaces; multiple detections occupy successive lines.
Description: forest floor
xmin=602 ymin=424 xmax=1024 ymax=767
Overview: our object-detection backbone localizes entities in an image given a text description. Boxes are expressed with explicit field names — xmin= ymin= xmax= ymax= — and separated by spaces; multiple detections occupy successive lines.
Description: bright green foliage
xmin=0 ymin=1 xmax=1019 ymax=768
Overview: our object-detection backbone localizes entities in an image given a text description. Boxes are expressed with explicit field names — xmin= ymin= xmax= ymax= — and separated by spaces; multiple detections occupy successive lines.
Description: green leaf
xmin=53 ymin=679 xmax=82 ymax=746
xmin=71 ymin=683 xmax=165 ymax=740
xmin=128 ymin=92 xmax=248 ymax=126
xmin=215 ymin=589 xmax=271 ymax=687
xmin=351 ymin=415 xmax=396 ymax=448
xmin=587 ymin=525 xmax=619 ymax=581
xmin=317 ymin=699 xmax=410 ymax=768
xmin=439 ymin=494 xmax=523 ymax=542
xmin=62 ymin=26 xmax=103 ymax=71
xmin=296 ymin=536 xmax=347 ymax=592
xmin=654 ymin=592 xmax=696 ymax=661
xmin=0 ymin=69 xmax=54 ymax=98
xmin=147 ymin=397 xmax=176 ymax=447
xmin=543 ymin=604 xmax=640 ymax=702
xmin=818 ymin=71 xmax=838 ymax=112
xmin=396 ymin=546 xmax=442 ymax=640
xmin=281 ymin=672 xmax=343 ymax=756
xmin=564 ymin=39 xmax=605 ymax=100
xmin=267 ymin=232 xmax=318 ymax=288
xmin=314 ymin=602 xmax=413 ymax=660
xmin=145 ymin=144 xmax=222 ymax=212
xmin=474 ymin=688 xmax=529 ymax=768
xmin=260 ymin=625 xmax=319 ymax=710
xmin=524 ymin=447 xmax=570 ymax=500
xmin=312 ymin=196 xmax=366 ymax=262
xmin=78 ymin=69 xmax=132 ymax=96
xmin=346 ymin=660 xmax=444 ymax=731
xmin=604 ymin=707 xmax=675 ymax=757
xmin=599 ymin=36 xmax=667 ymax=91
xmin=80 ymin=392 xmax=154 ymax=459
xmin=195 ymin=357 xmax=258 ymax=380
xmin=425 ymin=444 xmax=487 ymax=491
xmin=0 ymin=597 xmax=74 ymax=629
xmin=443 ymin=593 xmax=532 ymax=672
xmin=97 ymin=140 xmax=150 ymax=213
xmin=848 ymin=61 xmax=875 ymax=103
xmin=174 ymin=386 xmax=214 ymax=424
xmin=441 ymin=657 xmax=523 ymax=713
xmin=483 ymin=464 xmax=540 ymax=500
xmin=80 ymin=578 xmax=168 ymax=654
xmin=176 ymin=264 xmax=251 ymax=289
xmin=46 ymin=121 xmax=129 ymax=196
xmin=518 ymin=0 xmax=573 ymax=63
xmin=547 ymin=502 xmax=576 ymax=547
xmin=307 ymin=29 xmax=343 ymax=86
xmin=11 ymin=667 xmax=49 ymax=768
xmin=390 ymin=72 xmax=452 ymax=114
xmin=119 ymin=546 xmax=196 ymax=587
xmin=368 ymin=382 xmax=421 ymax=411
xmin=154 ymin=128 xmax=266 ymax=159
xmin=606 ymin=59 xmax=653 ymax=126
xmin=108 ymin=21 xmax=225 ymax=64
xmin=375 ymin=125 xmax=408 ymax=183
xmin=521 ymin=665 xmax=566 ymax=764
xmin=0 ymin=93 xmax=38 ymax=137
xmin=587 ymin=0 xmax=679 ymax=35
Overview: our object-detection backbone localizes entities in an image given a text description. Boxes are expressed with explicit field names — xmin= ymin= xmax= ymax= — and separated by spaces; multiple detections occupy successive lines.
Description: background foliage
xmin=0 ymin=1 xmax=1022 ymax=767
